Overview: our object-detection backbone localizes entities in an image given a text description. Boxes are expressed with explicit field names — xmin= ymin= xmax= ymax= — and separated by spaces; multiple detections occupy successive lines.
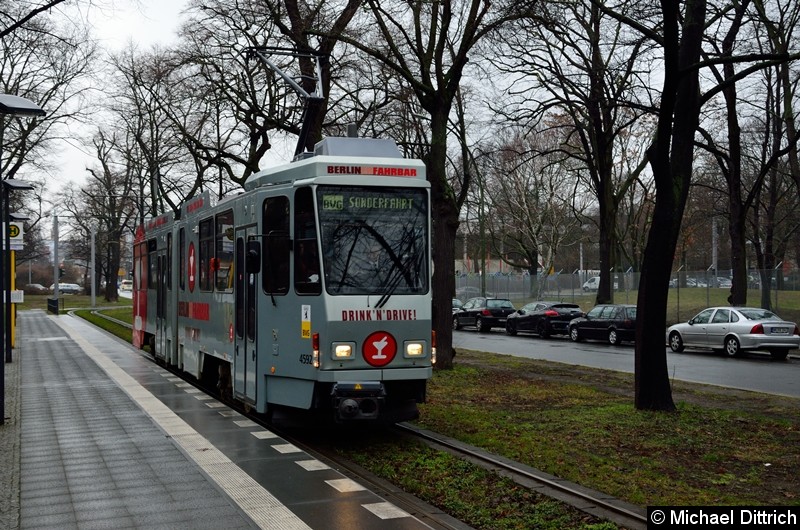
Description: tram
xmin=132 ymin=136 xmax=434 ymax=422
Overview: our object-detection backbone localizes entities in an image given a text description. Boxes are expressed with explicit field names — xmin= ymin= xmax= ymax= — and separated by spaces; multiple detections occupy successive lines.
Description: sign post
xmin=2 ymin=222 xmax=25 ymax=349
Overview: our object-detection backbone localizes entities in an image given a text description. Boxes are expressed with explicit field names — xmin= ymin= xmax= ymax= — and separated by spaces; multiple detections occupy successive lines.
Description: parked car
xmin=455 ymin=286 xmax=482 ymax=299
xmin=666 ymin=307 xmax=800 ymax=360
xmin=505 ymin=301 xmax=584 ymax=338
xmin=23 ymin=283 xmax=48 ymax=294
xmin=50 ymin=283 xmax=82 ymax=294
xmin=685 ymin=277 xmax=708 ymax=288
xmin=582 ymin=276 xmax=619 ymax=291
xmin=569 ymin=304 xmax=637 ymax=345
xmin=582 ymin=276 xmax=601 ymax=291
xmin=120 ymin=280 xmax=133 ymax=291
xmin=714 ymin=277 xmax=732 ymax=288
xmin=452 ymin=298 xmax=463 ymax=314
xmin=453 ymin=297 xmax=516 ymax=332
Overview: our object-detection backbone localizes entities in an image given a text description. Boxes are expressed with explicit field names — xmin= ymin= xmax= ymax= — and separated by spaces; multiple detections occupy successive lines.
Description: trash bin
xmin=47 ymin=297 xmax=59 ymax=315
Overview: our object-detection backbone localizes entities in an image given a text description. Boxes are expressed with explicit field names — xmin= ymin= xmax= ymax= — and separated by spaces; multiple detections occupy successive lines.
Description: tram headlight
xmin=332 ymin=342 xmax=354 ymax=360
xmin=404 ymin=341 xmax=424 ymax=358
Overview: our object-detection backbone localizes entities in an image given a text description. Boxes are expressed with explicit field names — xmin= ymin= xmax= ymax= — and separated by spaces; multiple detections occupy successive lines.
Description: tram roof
xmin=244 ymin=137 xmax=427 ymax=191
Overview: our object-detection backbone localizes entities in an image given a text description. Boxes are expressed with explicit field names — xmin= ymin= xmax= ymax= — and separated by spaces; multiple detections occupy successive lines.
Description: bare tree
xmin=105 ymin=45 xmax=196 ymax=215
xmin=0 ymin=0 xmax=97 ymax=275
xmin=258 ymin=0 xmax=363 ymax=151
xmin=475 ymin=128 xmax=587 ymax=298
xmin=752 ymin=0 xmax=800 ymax=197
xmin=0 ymin=0 xmax=72 ymax=39
xmin=1 ymin=8 xmax=96 ymax=175
xmin=63 ymin=130 xmax=139 ymax=301
xmin=488 ymin=0 xmax=653 ymax=304
xmin=334 ymin=0 xmax=541 ymax=368
xmin=595 ymin=0 xmax=800 ymax=410
xmin=626 ymin=0 xmax=709 ymax=411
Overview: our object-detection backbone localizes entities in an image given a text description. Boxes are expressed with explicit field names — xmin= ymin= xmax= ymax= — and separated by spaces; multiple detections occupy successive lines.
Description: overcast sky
xmin=53 ymin=0 xmax=188 ymax=191
xmin=90 ymin=0 xmax=188 ymax=50
xmin=55 ymin=0 xmax=294 ymax=195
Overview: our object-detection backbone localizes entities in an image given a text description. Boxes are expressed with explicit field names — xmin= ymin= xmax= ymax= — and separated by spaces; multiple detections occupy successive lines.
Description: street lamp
xmin=0 ymin=93 xmax=45 ymax=426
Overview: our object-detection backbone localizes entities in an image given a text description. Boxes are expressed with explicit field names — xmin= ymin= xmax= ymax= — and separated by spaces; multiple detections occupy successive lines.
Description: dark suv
xmin=453 ymin=297 xmax=516 ymax=332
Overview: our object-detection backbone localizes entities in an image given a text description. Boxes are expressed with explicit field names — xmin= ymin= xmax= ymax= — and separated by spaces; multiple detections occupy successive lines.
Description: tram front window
xmin=318 ymin=186 xmax=429 ymax=296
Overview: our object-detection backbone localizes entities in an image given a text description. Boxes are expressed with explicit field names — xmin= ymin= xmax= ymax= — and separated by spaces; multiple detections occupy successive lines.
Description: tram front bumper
xmin=331 ymin=381 xmax=385 ymax=421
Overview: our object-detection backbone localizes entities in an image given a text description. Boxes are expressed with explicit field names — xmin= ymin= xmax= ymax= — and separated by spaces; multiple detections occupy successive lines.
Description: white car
xmin=582 ymin=276 xmax=619 ymax=291
xmin=50 ymin=283 xmax=82 ymax=294
xmin=120 ymin=280 xmax=133 ymax=291
xmin=666 ymin=307 xmax=800 ymax=360
xmin=582 ymin=277 xmax=601 ymax=291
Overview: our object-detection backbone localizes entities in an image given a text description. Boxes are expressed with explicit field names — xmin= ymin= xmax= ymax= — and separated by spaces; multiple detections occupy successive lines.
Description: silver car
xmin=666 ymin=307 xmax=800 ymax=360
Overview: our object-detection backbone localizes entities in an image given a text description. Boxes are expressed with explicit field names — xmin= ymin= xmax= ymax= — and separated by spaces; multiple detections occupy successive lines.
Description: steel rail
xmin=394 ymin=422 xmax=647 ymax=530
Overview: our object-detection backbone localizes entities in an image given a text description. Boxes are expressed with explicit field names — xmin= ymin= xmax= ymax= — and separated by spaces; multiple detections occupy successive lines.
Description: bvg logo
xmin=322 ymin=195 xmax=344 ymax=210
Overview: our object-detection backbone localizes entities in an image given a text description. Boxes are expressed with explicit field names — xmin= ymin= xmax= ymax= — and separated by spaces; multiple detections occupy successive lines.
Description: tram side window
xmin=179 ymin=228 xmax=186 ymax=291
xmin=147 ymin=239 xmax=157 ymax=290
xmin=134 ymin=242 xmax=147 ymax=290
xmin=215 ymin=210 xmax=234 ymax=292
xmin=167 ymin=233 xmax=172 ymax=290
xmin=262 ymin=196 xmax=289 ymax=294
xmin=294 ymin=188 xmax=321 ymax=295
xmin=199 ymin=218 xmax=214 ymax=291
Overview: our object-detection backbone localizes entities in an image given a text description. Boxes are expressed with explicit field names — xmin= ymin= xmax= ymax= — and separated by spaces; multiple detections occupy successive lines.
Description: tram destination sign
xmin=322 ymin=194 xmax=415 ymax=211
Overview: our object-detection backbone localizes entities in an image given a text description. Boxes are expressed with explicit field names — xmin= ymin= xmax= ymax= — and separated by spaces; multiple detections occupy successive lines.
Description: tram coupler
xmin=331 ymin=381 xmax=385 ymax=421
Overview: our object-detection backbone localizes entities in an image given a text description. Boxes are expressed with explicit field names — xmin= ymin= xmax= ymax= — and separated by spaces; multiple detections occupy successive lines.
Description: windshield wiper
xmin=375 ymin=263 xmax=405 ymax=309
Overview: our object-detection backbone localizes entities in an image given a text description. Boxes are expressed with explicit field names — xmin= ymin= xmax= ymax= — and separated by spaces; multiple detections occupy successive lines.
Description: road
xmin=452 ymin=329 xmax=800 ymax=398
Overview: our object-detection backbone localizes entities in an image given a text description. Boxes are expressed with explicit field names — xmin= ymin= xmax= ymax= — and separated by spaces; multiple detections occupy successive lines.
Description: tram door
xmin=155 ymin=247 xmax=168 ymax=360
xmin=234 ymin=227 xmax=258 ymax=403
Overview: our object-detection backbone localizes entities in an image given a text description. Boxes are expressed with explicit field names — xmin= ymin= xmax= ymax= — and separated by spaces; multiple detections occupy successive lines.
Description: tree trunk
xmin=432 ymin=204 xmax=459 ymax=369
xmin=635 ymin=0 xmax=707 ymax=411
xmin=427 ymin=108 xmax=458 ymax=369
xmin=106 ymin=231 xmax=122 ymax=302
xmin=720 ymin=3 xmax=749 ymax=307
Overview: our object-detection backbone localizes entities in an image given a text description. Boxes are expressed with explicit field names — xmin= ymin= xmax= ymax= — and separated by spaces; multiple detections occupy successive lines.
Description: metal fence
xmin=454 ymin=269 xmax=800 ymax=324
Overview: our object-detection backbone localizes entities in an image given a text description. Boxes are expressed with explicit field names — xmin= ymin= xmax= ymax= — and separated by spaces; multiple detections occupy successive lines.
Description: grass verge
xmin=73 ymin=309 xmax=132 ymax=343
xmin=336 ymin=350 xmax=799 ymax=528
xmin=413 ymin=350 xmax=799 ymax=508
xmin=18 ymin=294 xmax=131 ymax=312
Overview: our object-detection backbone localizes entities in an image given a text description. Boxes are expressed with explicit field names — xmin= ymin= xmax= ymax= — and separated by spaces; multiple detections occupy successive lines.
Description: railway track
xmin=87 ymin=309 xmax=647 ymax=530
xmin=393 ymin=423 xmax=647 ymax=530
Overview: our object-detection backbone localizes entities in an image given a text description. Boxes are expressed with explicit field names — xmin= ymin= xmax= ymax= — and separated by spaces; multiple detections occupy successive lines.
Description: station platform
xmin=1 ymin=310 xmax=463 ymax=529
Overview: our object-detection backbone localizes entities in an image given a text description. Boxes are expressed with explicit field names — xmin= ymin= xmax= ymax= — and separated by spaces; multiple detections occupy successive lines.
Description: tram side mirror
xmin=246 ymin=241 xmax=261 ymax=274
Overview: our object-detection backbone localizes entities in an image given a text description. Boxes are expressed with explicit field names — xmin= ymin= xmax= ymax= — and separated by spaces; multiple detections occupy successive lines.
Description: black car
xmin=505 ymin=301 xmax=585 ymax=338
xmin=568 ymin=304 xmax=637 ymax=345
xmin=453 ymin=297 xmax=516 ymax=332
xmin=452 ymin=298 xmax=464 ymax=314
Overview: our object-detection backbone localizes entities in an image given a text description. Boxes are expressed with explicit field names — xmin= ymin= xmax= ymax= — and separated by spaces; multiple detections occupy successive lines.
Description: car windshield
xmin=487 ymin=299 xmax=514 ymax=309
xmin=738 ymin=308 xmax=779 ymax=320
